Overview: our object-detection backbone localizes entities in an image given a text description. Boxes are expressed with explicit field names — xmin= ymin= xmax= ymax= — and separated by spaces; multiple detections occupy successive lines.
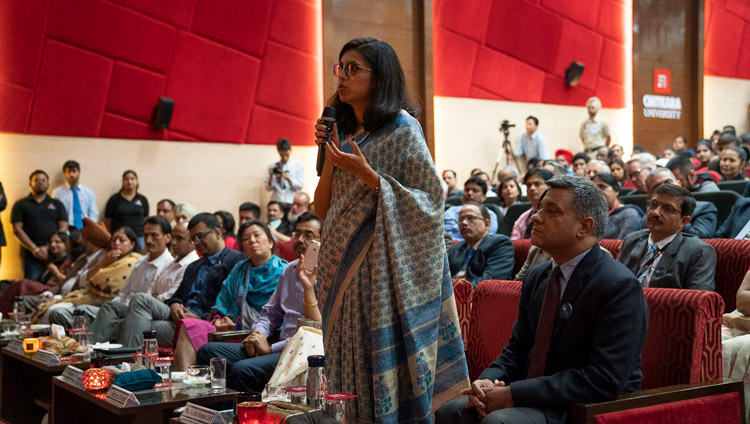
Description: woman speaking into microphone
xmin=312 ymin=37 xmax=469 ymax=422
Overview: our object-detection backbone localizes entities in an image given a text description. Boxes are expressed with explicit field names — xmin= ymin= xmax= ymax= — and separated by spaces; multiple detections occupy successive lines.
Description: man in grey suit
xmin=619 ymin=184 xmax=716 ymax=290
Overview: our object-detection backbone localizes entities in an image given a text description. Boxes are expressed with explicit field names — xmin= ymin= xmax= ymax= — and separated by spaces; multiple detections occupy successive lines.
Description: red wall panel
xmin=705 ymin=0 xmax=750 ymax=79
xmin=0 ymin=0 xmax=322 ymax=146
xmin=434 ymin=0 xmax=628 ymax=108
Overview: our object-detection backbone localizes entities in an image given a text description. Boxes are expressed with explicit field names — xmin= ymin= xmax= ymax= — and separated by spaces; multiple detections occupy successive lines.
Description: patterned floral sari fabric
xmin=318 ymin=111 xmax=469 ymax=423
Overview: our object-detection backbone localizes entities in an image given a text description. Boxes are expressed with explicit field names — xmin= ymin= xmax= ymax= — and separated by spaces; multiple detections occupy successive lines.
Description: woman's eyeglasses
xmin=333 ymin=63 xmax=371 ymax=77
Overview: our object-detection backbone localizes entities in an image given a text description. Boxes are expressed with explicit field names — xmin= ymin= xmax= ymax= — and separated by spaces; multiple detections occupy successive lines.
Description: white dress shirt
xmin=150 ymin=250 xmax=200 ymax=302
xmin=265 ymin=158 xmax=305 ymax=204
xmin=53 ymin=183 xmax=99 ymax=226
xmin=113 ymin=249 xmax=173 ymax=306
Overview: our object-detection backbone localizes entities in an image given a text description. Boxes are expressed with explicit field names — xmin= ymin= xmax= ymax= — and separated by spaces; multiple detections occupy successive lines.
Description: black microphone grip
xmin=317 ymin=107 xmax=336 ymax=176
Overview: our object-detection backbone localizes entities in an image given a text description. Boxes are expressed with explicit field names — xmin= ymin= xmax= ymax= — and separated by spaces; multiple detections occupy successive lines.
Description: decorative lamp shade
xmin=82 ymin=368 xmax=114 ymax=391
xmin=23 ymin=338 xmax=41 ymax=354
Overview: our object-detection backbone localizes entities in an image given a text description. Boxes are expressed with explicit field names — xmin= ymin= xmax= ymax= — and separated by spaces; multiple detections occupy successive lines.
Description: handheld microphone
xmin=317 ymin=107 xmax=336 ymax=176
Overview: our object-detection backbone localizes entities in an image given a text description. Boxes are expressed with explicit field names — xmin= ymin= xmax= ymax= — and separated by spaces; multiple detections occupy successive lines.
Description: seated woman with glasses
xmin=172 ymin=220 xmax=287 ymax=370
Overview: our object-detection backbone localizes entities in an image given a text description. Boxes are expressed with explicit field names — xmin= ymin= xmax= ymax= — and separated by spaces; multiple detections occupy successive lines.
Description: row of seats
xmin=451 ymin=238 xmax=750 ymax=422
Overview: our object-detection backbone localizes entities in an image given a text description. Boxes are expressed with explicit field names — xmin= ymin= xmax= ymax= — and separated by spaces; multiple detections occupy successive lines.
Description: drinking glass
xmin=74 ymin=331 xmax=91 ymax=362
xmin=186 ymin=365 xmax=210 ymax=386
xmin=236 ymin=392 xmax=266 ymax=424
xmin=209 ymin=357 xmax=226 ymax=391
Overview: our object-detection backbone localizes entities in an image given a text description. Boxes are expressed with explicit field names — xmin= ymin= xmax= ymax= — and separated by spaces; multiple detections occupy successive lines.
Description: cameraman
xmin=264 ymin=138 xmax=305 ymax=208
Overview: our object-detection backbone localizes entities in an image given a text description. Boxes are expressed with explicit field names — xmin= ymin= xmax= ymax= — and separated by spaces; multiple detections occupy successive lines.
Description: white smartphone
xmin=304 ymin=240 xmax=321 ymax=271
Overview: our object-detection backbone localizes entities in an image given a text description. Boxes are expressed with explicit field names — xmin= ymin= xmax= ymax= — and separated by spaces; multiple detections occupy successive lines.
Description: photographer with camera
xmin=264 ymin=138 xmax=305 ymax=208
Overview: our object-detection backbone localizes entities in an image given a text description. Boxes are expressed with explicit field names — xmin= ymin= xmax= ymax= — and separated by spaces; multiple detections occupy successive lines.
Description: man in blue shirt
xmin=118 ymin=213 xmax=244 ymax=348
xmin=53 ymin=160 xmax=98 ymax=230
xmin=445 ymin=177 xmax=499 ymax=241
xmin=514 ymin=116 xmax=548 ymax=161
xmin=196 ymin=212 xmax=323 ymax=392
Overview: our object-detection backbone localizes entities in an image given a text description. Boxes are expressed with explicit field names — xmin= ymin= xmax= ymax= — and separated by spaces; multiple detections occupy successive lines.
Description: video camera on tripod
xmin=491 ymin=119 xmax=521 ymax=182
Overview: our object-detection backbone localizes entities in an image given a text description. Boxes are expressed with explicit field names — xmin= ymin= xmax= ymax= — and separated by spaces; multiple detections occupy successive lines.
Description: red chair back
xmin=452 ymin=279 xmax=474 ymax=349
xmin=702 ymin=239 xmax=750 ymax=312
xmin=511 ymin=239 xmax=532 ymax=277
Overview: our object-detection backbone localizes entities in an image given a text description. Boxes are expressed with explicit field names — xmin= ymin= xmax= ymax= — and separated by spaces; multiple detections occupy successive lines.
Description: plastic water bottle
xmin=142 ymin=330 xmax=158 ymax=369
xmin=306 ymin=355 xmax=327 ymax=408
xmin=72 ymin=309 xmax=87 ymax=331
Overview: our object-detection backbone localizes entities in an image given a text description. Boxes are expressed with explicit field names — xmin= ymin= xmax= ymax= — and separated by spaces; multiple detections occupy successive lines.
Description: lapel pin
xmin=559 ymin=303 xmax=573 ymax=320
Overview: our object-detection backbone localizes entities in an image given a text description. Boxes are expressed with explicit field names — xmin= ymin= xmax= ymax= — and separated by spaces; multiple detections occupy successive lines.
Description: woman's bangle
xmin=303 ymin=300 xmax=318 ymax=308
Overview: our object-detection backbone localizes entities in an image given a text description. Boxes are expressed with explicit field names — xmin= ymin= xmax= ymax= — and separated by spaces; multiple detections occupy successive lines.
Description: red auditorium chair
xmin=452 ymin=279 xmax=474 ymax=349
xmin=703 ymin=239 xmax=750 ymax=312
xmin=511 ymin=239 xmax=532 ymax=276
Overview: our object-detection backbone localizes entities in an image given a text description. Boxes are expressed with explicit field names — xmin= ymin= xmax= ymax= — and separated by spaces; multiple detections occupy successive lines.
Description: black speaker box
xmin=564 ymin=62 xmax=585 ymax=87
xmin=152 ymin=97 xmax=174 ymax=129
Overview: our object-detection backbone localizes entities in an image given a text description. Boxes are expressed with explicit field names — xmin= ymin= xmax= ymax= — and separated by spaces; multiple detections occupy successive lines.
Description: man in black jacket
xmin=118 ymin=213 xmax=244 ymax=347
xmin=436 ymin=176 xmax=648 ymax=424
xmin=448 ymin=203 xmax=514 ymax=285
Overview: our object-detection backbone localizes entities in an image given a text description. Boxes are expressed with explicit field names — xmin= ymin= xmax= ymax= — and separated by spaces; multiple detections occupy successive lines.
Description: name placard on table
xmin=180 ymin=402 xmax=230 ymax=424
xmin=32 ymin=349 xmax=61 ymax=366
xmin=62 ymin=365 xmax=85 ymax=389
xmin=106 ymin=385 xmax=140 ymax=407
xmin=7 ymin=340 xmax=24 ymax=355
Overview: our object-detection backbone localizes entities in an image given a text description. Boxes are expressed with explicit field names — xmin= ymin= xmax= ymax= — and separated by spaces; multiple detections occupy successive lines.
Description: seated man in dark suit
xmin=715 ymin=197 xmax=750 ymax=239
xmin=448 ymin=203 xmax=514 ymax=285
xmin=641 ymin=168 xmax=717 ymax=238
xmin=436 ymin=176 xmax=648 ymax=424
xmin=619 ymin=184 xmax=716 ymax=290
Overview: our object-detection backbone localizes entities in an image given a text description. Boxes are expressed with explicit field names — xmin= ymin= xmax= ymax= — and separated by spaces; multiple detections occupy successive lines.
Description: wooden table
xmin=0 ymin=347 xmax=90 ymax=424
xmin=51 ymin=375 xmax=239 ymax=424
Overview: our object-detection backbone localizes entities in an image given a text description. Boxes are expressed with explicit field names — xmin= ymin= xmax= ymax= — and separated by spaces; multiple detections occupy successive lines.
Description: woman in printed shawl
xmin=312 ymin=37 xmax=469 ymax=423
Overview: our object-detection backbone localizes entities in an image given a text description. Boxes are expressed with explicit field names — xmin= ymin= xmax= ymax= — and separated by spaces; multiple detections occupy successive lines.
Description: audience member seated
xmin=445 ymin=177 xmax=499 ymax=242
xmin=172 ymin=221 xmax=287 ymax=370
xmin=541 ymin=160 xmax=566 ymax=177
xmin=36 ymin=226 xmax=141 ymax=325
xmin=720 ymin=146 xmax=748 ymax=182
xmin=710 ymin=132 xmax=741 ymax=172
xmin=695 ymin=139 xmax=716 ymax=170
xmin=436 ymin=176 xmax=648 ymax=424
xmin=474 ymin=172 xmax=498 ymax=198
xmin=586 ymin=159 xmax=610 ymax=178
xmin=720 ymin=269 xmax=750 ymax=421
xmin=214 ymin=210 xmax=237 ymax=250
xmin=644 ymin=168 xmax=718 ymax=238
xmin=570 ymin=152 xmax=588 ymax=177
xmin=609 ymin=158 xmax=629 ymax=188
xmin=117 ymin=213 xmax=245 ymax=348
xmin=286 ymin=192 xmax=310 ymax=224
xmin=554 ymin=148 xmax=573 ymax=171
xmin=443 ymin=169 xmax=462 ymax=201
xmin=0 ymin=231 xmax=74 ymax=313
xmin=238 ymin=201 xmax=261 ymax=225
xmin=626 ymin=152 xmax=657 ymax=194
xmin=619 ymin=184 xmax=716 ymax=290
xmin=596 ymin=146 xmax=614 ymax=164
xmin=53 ymin=160 xmax=98 ymax=230
xmin=611 ymin=143 xmax=625 ymax=160
xmin=662 ymin=147 xmax=678 ymax=160
xmin=448 ymin=203 xmax=514 ymax=286
xmin=174 ymin=201 xmax=198 ymax=226
xmin=196 ymin=213 xmax=322 ymax=392
xmin=11 ymin=170 xmax=68 ymax=281
xmin=156 ymin=199 xmax=176 ymax=226
xmin=715 ymin=197 xmax=750 ymax=239
xmin=511 ymin=168 xmax=553 ymax=240
xmin=104 ymin=170 xmax=148 ymax=247
xmin=267 ymin=200 xmax=292 ymax=241
xmin=497 ymin=177 xmax=521 ymax=216
xmin=593 ymin=173 xmax=644 ymax=239
xmin=666 ymin=155 xmax=720 ymax=193
xmin=86 ymin=216 xmax=173 ymax=342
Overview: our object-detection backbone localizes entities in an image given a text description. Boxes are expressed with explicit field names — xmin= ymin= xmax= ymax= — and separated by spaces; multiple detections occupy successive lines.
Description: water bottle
xmin=142 ymin=330 xmax=158 ymax=369
xmin=306 ymin=355 xmax=327 ymax=408
xmin=73 ymin=309 xmax=87 ymax=331
xmin=12 ymin=297 xmax=25 ymax=323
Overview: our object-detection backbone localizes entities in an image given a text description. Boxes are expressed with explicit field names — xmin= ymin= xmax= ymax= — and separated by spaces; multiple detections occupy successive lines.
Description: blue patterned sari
xmin=318 ymin=111 xmax=469 ymax=423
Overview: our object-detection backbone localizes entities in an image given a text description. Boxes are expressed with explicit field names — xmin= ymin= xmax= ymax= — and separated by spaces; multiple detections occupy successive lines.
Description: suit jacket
xmin=618 ymin=229 xmax=716 ymax=291
xmin=715 ymin=197 xmax=750 ymax=238
xmin=479 ymin=245 xmax=648 ymax=423
xmin=448 ymin=234 xmax=514 ymax=285
xmin=166 ymin=247 xmax=245 ymax=319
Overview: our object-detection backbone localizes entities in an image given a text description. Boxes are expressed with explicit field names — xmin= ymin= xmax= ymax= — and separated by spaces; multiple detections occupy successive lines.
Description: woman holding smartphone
xmin=313 ymin=38 xmax=468 ymax=422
